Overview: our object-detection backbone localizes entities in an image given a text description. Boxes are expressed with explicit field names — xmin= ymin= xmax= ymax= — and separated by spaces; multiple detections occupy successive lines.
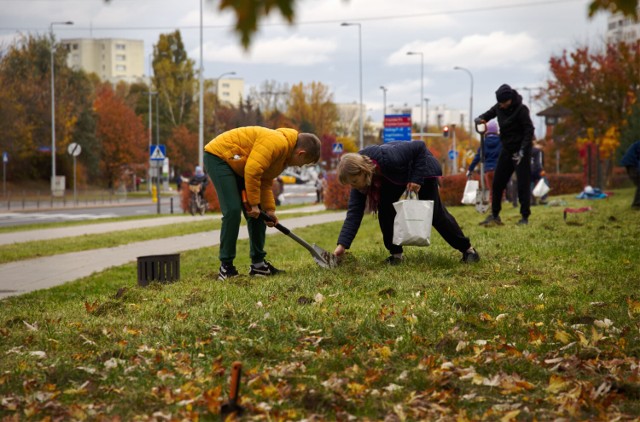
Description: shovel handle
xmin=229 ymin=361 xmax=242 ymax=402
xmin=260 ymin=210 xmax=290 ymax=235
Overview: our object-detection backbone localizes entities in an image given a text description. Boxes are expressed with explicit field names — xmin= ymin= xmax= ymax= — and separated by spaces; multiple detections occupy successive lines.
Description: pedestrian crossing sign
xmin=150 ymin=145 xmax=166 ymax=161
xmin=332 ymin=143 xmax=343 ymax=154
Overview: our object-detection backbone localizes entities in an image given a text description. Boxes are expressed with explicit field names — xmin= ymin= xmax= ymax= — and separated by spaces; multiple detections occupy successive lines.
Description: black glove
xmin=474 ymin=117 xmax=484 ymax=124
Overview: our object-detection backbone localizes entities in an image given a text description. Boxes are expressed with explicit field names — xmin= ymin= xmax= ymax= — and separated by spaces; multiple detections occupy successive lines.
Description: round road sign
xmin=67 ymin=142 xmax=82 ymax=157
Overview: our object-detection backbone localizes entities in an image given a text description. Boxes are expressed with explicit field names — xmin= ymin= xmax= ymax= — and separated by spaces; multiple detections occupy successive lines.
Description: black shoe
xmin=249 ymin=260 xmax=283 ymax=276
xmin=479 ymin=215 xmax=503 ymax=226
xmin=218 ymin=263 xmax=239 ymax=281
xmin=517 ymin=218 xmax=529 ymax=225
xmin=384 ymin=255 xmax=404 ymax=266
xmin=461 ymin=248 xmax=480 ymax=263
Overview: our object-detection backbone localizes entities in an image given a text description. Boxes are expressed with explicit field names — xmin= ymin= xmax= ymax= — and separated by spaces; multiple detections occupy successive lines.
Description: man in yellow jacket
xmin=204 ymin=126 xmax=322 ymax=281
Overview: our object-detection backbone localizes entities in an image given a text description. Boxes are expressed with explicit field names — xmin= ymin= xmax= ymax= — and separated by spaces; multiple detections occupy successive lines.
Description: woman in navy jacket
xmin=333 ymin=141 xmax=479 ymax=265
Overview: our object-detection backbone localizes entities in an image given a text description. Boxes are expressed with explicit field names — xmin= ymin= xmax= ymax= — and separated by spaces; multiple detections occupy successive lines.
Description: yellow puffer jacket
xmin=204 ymin=126 xmax=298 ymax=211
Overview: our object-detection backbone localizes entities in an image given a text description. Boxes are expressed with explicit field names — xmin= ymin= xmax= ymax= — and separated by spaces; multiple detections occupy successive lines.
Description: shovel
xmin=260 ymin=210 xmax=338 ymax=269
xmin=474 ymin=121 xmax=490 ymax=214
xmin=220 ymin=361 xmax=244 ymax=420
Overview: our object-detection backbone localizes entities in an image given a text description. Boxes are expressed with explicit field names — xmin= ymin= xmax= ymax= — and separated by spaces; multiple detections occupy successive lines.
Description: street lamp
xmin=407 ymin=51 xmax=424 ymax=141
xmin=380 ymin=86 xmax=387 ymax=117
xmin=380 ymin=86 xmax=387 ymax=142
xmin=198 ymin=0 xmax=204 ymax=167
xmin=50 ymin=20 xmax=73 ymax=195
xmin=147 ymin=90 xmax=157 ymax=193
xmin=453 ymin=66 xmax=473 ymax=139
xmin=215 ymin=71 xmax=237 ymax=98
xmin=424 ymin=98 xmax=430 ymax=133
xmin=341 ymin=22 xmax=363 ymax=150
xmin=214 ymin=72 xmax=237 ymax=133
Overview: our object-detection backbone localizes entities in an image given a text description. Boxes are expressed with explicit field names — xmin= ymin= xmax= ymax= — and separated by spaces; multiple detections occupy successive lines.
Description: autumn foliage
xmin=93 ymin=84 xmax=147 ymax=189
xmin=322 ymin=172 xmax=351 ymax=210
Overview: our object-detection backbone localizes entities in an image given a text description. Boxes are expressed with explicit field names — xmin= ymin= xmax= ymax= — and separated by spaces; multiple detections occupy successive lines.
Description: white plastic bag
xmin=392 ymin=198 xmax=434 ymax=246
xmin=461 ymin=180 xmax=479 ymax=205
xmin=532 ymin=178 xmax=550 ymax=198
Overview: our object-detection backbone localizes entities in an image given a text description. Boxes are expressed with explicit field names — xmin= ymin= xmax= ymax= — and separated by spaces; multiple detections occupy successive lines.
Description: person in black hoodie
xmin=333 ymin=141 xmax=479 ymax=265
xmin=475 ymin=84 xmax=535 ymax=226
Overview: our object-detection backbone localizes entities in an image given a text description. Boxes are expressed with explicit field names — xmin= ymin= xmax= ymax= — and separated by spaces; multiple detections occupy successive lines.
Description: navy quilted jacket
xmin=337 ymin=141 xmax=441 ymax=249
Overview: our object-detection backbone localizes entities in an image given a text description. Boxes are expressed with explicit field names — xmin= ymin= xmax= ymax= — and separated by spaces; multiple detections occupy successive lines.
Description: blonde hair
xmin=337 ymin=153 xmax=376 ymax=186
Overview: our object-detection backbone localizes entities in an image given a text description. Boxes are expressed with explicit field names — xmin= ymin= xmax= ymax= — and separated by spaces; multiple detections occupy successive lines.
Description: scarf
xmin=364 ymin=160 xmax=382 ymax=213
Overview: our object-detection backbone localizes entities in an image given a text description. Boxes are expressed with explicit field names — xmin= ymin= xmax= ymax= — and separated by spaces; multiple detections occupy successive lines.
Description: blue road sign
xmin=150 ymin=145 xmax=166 ymax=161
xmin=332 ymin=143 xmax=344 ymax=154
xmin=2 ymin=152 xmax=7 ymax=163
xmin=383 ymin=127 xmax=412 ymax=142
xmin=448 ymin=150 xmax=459 ymax=160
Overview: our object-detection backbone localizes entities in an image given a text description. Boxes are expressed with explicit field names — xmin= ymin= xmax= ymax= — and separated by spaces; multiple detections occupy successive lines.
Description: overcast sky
xmin=1 ymin=0 xmax=609 ymax=133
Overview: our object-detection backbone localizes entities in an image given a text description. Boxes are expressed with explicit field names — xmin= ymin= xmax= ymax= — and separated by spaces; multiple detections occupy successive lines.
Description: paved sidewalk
xmin=0 ymin=204 xmax=325 ymax=245
xmin=0 ymin=211 xmax=345 ymax=300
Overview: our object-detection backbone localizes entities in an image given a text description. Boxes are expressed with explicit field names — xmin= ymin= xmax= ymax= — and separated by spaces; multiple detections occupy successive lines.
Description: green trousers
xmin=204 ymin=153 xmax=267 ymax=265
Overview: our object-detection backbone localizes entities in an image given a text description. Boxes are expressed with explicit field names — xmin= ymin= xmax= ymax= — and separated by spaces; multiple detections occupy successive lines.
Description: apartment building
xmin=216 ymin=77 xmax=244 ymax=107
xmin=606 ymin=7 xmax=640 ymax=44
xmin=62 ymin=38 xmax=145 ymax=84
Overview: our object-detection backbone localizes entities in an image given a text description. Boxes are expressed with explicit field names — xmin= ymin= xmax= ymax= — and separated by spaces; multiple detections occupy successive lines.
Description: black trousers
xmin=492 ymin=150 xmax=531 ymax=219
xmin=377 ymin=178 xmax=471 ymax=255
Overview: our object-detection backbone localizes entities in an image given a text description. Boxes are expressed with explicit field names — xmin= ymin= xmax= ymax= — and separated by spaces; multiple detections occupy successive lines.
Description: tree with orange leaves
xmin=94 ymin=84 xmax=147 ymax=189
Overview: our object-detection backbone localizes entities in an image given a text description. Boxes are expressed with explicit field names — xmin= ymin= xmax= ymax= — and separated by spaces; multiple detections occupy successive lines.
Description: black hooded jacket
xmin=477 ymin=88 xmax=535 ymax=154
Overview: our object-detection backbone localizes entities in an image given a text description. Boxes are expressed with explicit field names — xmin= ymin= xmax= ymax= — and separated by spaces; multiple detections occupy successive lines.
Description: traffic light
xmin=443 ymin=126 xmax=449 ymax=138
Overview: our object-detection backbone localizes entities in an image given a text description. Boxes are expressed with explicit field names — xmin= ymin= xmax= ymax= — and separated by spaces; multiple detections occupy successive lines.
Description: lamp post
xmin=424 ymin=97 xmax=430 ymax=133
xmin=341 ymin=22 xmax=363 ymax=150
xmin=198 ymin=0 xmax=204 ymax=167
xmin=155 ymin=93 xmax=161 ymax=215
xmin=380 ymin=86 xmax=387 ymax=142
xmin=453 ymin=66 xmax=473 ymax=139
xmin=407 ymin=51 xmax=424 ymax=141
xmin=147 ymin=90 xmax=157 ymax=193
xmin=215 ymin=71 xmax=237 ymax=99
xmin=50 ymin=20 xmax=73 ymax=195
xmin=214 ymin=71 xmax=236 ymax=136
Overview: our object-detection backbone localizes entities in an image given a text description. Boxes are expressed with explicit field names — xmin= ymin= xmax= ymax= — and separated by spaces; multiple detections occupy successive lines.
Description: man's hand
xmin=264 ymin=210 xmax=278 ymax=227
xmin=466 ymin=170 xmax=472 ymax=180
xmin=333 ymin=244 xmax=346 ymax=259
xmin=512 ymin=149 xmax=524 ymax=165
xmin=247 ymin=205 xmax=260 ymax=219
xmin=474 ymin=117 xmax=485 ymax=124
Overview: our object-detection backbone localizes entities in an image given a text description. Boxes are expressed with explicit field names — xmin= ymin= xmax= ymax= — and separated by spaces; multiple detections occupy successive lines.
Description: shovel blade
xmin=311 ymin=244 xmax=338 ymax=269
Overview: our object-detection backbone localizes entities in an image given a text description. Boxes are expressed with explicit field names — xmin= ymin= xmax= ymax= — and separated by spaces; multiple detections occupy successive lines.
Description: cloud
xmin=387 ymin=31 xmax=541 ymax=70
xmin=200 ymin=35 xmax=337 ymax=65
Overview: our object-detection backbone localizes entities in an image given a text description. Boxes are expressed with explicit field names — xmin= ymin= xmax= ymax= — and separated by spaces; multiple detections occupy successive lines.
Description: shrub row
xmin=177 ymin=170 xmax=632 ymax=213
xmin=321 ymin=172 xmax=608 ymax=209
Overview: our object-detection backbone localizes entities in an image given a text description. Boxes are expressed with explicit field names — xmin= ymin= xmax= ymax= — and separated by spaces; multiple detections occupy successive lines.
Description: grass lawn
xmin=0 ymin=188 xmax=639 ymax=420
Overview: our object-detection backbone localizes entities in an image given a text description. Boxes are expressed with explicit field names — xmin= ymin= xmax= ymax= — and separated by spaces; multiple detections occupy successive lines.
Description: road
xmin=0 ymin=183 xmax=317 ymax=227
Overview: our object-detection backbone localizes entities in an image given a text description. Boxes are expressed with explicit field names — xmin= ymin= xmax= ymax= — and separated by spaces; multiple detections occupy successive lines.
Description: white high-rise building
xmin=62 ymin=38 xmax=145 ymax=84
xmin=606 ymin=7 xmax=640 ymax=44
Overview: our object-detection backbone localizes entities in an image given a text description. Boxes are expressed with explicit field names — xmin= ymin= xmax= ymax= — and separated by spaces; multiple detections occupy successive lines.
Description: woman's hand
xmin=407 ymin=182 xmax=421 ymax=193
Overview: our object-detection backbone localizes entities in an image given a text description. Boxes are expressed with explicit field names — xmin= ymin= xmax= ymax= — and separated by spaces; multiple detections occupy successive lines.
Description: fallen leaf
xmin=547 ymin=374 xmax=570 ymax=393
xmin=554 ymin=330 xmax=571 ymax=344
